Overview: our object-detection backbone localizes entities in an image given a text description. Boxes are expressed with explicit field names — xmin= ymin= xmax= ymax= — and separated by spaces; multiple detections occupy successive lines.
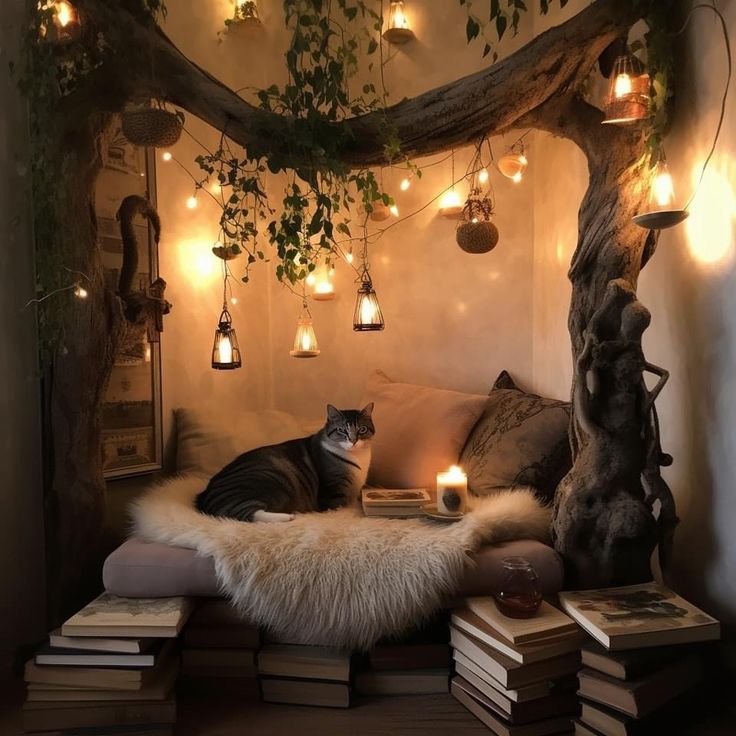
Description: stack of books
xmin=181 ymin=599 xmax=260 ymax=682
xmin=23 ymin=593 xmax=192 ymax=735
xmin=449 ymin=597 xmax=582 ymax=735
xmin=257 ymin=644 xmax=352 ymax=708
xmin=356 ymin=615 xmax=451 ymax=696
xmin=361 ymin=488 xmax=430 ymax=518
xmin=558 ymin=582 xmax=721 ymax=736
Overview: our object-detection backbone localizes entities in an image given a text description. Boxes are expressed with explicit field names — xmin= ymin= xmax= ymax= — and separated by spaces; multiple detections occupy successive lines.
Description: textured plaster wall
xmin=0 ymin=0 xmax=47 ymax=653
xmin=530 ymin=2 xmax=736 ymax=627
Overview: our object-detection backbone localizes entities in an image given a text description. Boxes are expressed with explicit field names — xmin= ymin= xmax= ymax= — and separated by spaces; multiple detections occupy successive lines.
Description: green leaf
xmin=466 ymin=17 xmax=480 ymax=42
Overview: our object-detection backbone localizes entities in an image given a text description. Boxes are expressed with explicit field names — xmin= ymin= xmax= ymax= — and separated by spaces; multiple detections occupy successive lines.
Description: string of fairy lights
xmin=33 ymin=0 xmax=732 ymax=373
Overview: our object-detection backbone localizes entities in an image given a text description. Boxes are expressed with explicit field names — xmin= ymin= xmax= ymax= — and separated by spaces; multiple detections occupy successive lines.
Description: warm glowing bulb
xmin=231 ymin=296 xmax=238 ymax=305
xmin=360 ymin=295 xmax=377 ymax=324
xmin=186 ymin=196 xmax=198 ymax=210
xmin=389 ymin=204 xmax=399 ymax=217
xmin=652 ymin=163 xmax=675 ymax=208
xmin=400 ymin=177 xmax=411 ymax=191
xmin=218 ymin=335 xmax=233 ymax=364
xmin=512 ymin=171 xmax=523 ymax=183
xmin=74 ymin=284 xmax=88 ymax=299
xmin=439 ymin=190 xmax=462 ymax=209
xmin=301 ymin=331 xmax=313 ymax=351
xmin=345 ymin=251 xmax=354 ymax=264
xmin=478 ymin=168 xmax=489 ymax=185
xmin=162 ymin=151 xmax=172 ymax=162
xmin=306 ymin=273 xmax=317 ymax=286
xmin=210 ymin=181 xmax=223 ymax=194
xmin=614 ymin=73 xmax=633 ymax=98
xmin=388 ymin=1 xmax=408 ymax=29
xmin=56 ymin=1 xmax=73 ymax=27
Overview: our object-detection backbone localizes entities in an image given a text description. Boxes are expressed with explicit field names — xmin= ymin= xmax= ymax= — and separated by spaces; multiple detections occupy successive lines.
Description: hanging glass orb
xmin=212 ymin=308 xmax=242 ymax=369
xmin=290 ymin=309 xmax=320 ymax=358
xmin=383 ymin=1 xmax=414 ymax=44
xmin=498 ymin=149 xmax=528 ymax=182
xmin=353 ymin=274 xmax=385 ymax=332
xmin=603 ymin=54 xmax=650 ymax=125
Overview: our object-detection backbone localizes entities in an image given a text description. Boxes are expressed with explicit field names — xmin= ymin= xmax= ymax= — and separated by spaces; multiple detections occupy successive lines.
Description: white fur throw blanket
xmin=132 ymin=475 xmax=550 ymax=650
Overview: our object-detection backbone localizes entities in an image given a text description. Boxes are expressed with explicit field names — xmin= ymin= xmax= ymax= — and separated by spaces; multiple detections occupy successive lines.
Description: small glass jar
xmin=493 ymin=556 xmax=543 ymax=619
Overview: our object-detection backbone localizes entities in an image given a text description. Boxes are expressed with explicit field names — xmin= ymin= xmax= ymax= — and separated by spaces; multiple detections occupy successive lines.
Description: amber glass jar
xmin=493 ymin=556 xmax=543 ymax=618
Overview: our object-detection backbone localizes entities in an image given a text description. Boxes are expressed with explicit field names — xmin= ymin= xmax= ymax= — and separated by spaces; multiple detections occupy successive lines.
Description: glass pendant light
xmin=633 ymin=158 xmax=689 ymax=230
xmin=498 ymin=145 xmax=529 ymax=183
xmin=439 ymin=150 xmax=464 ymax=219
xmin=353 ymin=272 xmax=385 ymax=332
xmin=211 ymin=306 xmax=242 ymax=369
xmin=602 ymin=54 xmax=650 ymax=125
xmin=290 ymin=303 xmax=320 ymax=358
xmin=383 ymin=1 xmax=414 ymax=44
xmin=230 ymin=0 xmax=262 ymax=31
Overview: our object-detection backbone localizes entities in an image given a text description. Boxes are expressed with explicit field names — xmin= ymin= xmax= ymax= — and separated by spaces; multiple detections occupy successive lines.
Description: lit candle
xmin=439 ymin=189 xmax=464 ymax=218
xmin=436 ymin=465 xmax=468 ymax=515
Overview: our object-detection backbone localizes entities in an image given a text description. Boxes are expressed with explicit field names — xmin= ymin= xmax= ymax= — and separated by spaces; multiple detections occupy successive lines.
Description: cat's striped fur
xmin=195 ymin=404 xmax=375 ymax=522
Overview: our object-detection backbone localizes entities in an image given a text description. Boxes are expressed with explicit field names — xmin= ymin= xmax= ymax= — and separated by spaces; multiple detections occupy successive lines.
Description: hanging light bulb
xmin=345 ymin=249 xmax=354 ymax=265
xmin=161 ymin=151 xmax=173 ymax=163
xmin=400 ymin=177 xmax=412 ymax=191
xmin=290 ymin=304 xmax=320 ymax=358
xmin=603 ymin=54 xmax=649 ymax=125
xmin=439 ymin=189 xmax=464 ymax=218
xmin=389 ymin=204 xmax=399 ymax=217
xmin=73 ymin=283 xmax=88 ymax=299
xmin=211 ymin=307 xmax=242 ymax=369
xmin=383 ymin=1 xmax=414 ymax=44
xmin=633 ymin=159 xmax=689 ymax=230
xmin=186 ymin=195 xmax=198 ymax=210
xmin=478 ymin=168 xmax=489 ymax=185
xmin=353 ymin=272 xmax=385 ymax=331
xmin=44 ymin=1 xmax=81 ymax=42
xmin=231 ymin=296 xmax=238 ymax=305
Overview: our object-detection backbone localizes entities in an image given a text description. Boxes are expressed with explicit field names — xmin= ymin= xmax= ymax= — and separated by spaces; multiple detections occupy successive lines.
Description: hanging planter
xmin=456 ymin=190 xmax=499 ymax=254
xmin=122 ymin=106 xmax=185 ymax=148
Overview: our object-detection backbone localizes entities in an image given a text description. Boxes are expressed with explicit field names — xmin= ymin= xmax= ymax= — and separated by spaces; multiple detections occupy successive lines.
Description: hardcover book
xmin=259 ymin=677 xmax=350 ymax=708
xmin=466 ymin=598 xmax=578 ymax=645
xmin=452 ymin=609 xmax=581 ymax=664
xmin=35 ymin=639 xmax=166 ymax=668
xmin=48 ymin=630 xmax=156 ymax=654
xmin=354 ymin=668 xmax=449 ymax=695
xmin=558 ymin=583 xmax=720 ymax=650
xmin=361 ymin=488 xmax=431 ymax=506
xmin=62 ymin=594 xmax=193 ymax=638
xmin=257 ymin=644 xmax=351 ymax=682
xmin=576 ymin=653 xmax=703 ymax=718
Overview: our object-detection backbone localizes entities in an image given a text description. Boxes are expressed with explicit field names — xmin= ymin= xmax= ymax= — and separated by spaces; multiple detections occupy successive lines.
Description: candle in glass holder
xmin=436 ymin=465 xmax=467 ymax=515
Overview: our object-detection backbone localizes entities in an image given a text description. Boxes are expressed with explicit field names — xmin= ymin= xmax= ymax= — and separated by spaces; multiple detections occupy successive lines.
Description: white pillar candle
xmin=436 ymin=465 xmax=468 ymax=515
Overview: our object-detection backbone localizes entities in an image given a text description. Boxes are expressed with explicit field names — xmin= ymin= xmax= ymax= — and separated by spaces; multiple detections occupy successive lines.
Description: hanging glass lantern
xmin=633 ymin=159 xmax=689 ymax=230
xmin=290 ymin=305 xmax=320 ymax=358
xmin=353 ymin=272 xmax=385 ymax=332
xmin=212 ymin=307 xmax=242 ymax=369
xmin=383 ymin=1 xmax=414 ymax=44
xmin=230 ymin=0 xmax=262 ymax=31
xmin=602 ymin=54 xmax=650 ymax=125
xmin=498 ymin=146 xmax=529 ymax=183
xmin=42 ymin=1 xmax=82 ymax=43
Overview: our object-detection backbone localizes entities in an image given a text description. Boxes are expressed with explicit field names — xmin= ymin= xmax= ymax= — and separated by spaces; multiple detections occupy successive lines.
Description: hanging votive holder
xmin=353 ymin=272 xmax=385 ymax=331
xmin=290 ymin=305 xmax=320 ymax=358
xmin=602 ymin=54 xmax=650 ymax=125
xmin=212 ymin=307 xmax=243 ymax=370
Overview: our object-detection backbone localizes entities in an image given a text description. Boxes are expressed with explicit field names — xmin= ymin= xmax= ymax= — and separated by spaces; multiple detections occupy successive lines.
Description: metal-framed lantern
xmin=212 ymin=306 xmax=242 ymax=369
xmin=42 ymin=1 xmax=82 ymax=44
xmin=290 ymin=304 xmax=320 ymax=358
xmin=353 ymin=272 xmax=385 ymax=332
xmin=383 ymin=1 xmax=414 ymax=44
xmin=603 ymin=54 xmax=650 ymax=125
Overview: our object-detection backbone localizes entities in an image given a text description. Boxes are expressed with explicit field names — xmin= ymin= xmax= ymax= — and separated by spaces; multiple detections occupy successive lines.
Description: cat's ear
xmin=326 ymin=404 xmax=342 ymax=422
xmin=361 ymin=402 xmax=375 ymax=418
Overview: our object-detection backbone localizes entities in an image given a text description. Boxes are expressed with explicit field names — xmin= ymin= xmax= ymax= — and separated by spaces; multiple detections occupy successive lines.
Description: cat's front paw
xmin=252 ymin=510 xmax=295 ymax=523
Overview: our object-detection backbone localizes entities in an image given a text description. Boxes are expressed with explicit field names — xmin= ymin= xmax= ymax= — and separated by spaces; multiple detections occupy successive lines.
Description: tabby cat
xmin=195 ymin=404 xmax=375 ymax=523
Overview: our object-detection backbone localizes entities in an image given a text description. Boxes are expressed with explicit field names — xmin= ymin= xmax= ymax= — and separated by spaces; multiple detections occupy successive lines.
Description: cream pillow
xmin=175 ymin=407 xmax=310 ymax=477
xmin=363 ymin=371 xmax=488 ymax=491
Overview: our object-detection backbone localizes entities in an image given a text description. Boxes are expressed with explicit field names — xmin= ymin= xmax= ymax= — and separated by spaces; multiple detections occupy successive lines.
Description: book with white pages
xmin=48 ymin=629 xmax=156 ymax=654
xmin=452 ymin=609 xmax=582 ymax=664
xmin=466 ymin=598 xmax=578 ymax=645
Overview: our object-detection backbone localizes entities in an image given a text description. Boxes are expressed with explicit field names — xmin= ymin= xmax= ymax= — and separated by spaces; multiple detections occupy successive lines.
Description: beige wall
xmin=0 ymin=0 xmax=47 ymax=653
xmin=530 ymin=2 xmax=736 ymax=626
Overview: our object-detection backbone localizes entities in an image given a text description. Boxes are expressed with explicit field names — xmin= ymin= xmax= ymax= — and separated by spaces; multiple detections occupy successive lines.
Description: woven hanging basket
xmin=456 ymin=193 xmax=499 ymax=254
xmin=122 ymin=109 xmax=183 ymax=148
xmin=456 ymin=220 xmax=499 ymax=254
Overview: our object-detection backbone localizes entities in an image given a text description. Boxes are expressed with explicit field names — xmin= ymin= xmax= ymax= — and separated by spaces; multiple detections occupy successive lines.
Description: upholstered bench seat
xmin=103 ymin=537 xmax=563 ymax=600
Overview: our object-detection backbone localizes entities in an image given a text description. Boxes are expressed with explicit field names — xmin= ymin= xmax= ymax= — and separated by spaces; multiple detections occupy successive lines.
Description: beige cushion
xmin=363 ymin=371 xmax=488 ymax=491
xmin=460 ymin=371 xmax=572 ymax=503
xmin=175 ymin=407 xmax=310 ymax=477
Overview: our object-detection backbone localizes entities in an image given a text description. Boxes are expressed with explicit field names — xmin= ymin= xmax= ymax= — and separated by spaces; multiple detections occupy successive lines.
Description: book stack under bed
xmin=22 ymin=594 xmax=193 ymax=736
xmin=449 ymin=597 xmax=583 ymax=736
xmin=558 ymin=583 xmax=721 ymax=736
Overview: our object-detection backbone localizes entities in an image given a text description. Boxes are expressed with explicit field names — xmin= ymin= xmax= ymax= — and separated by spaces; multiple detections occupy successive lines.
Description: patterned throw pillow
xmin=459 ymin=371 xmax=572 ymax=503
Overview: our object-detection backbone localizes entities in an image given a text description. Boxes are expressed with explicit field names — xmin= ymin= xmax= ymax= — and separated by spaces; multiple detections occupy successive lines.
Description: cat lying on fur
xmin=195 ymin=404 xmax=375 ymax=523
